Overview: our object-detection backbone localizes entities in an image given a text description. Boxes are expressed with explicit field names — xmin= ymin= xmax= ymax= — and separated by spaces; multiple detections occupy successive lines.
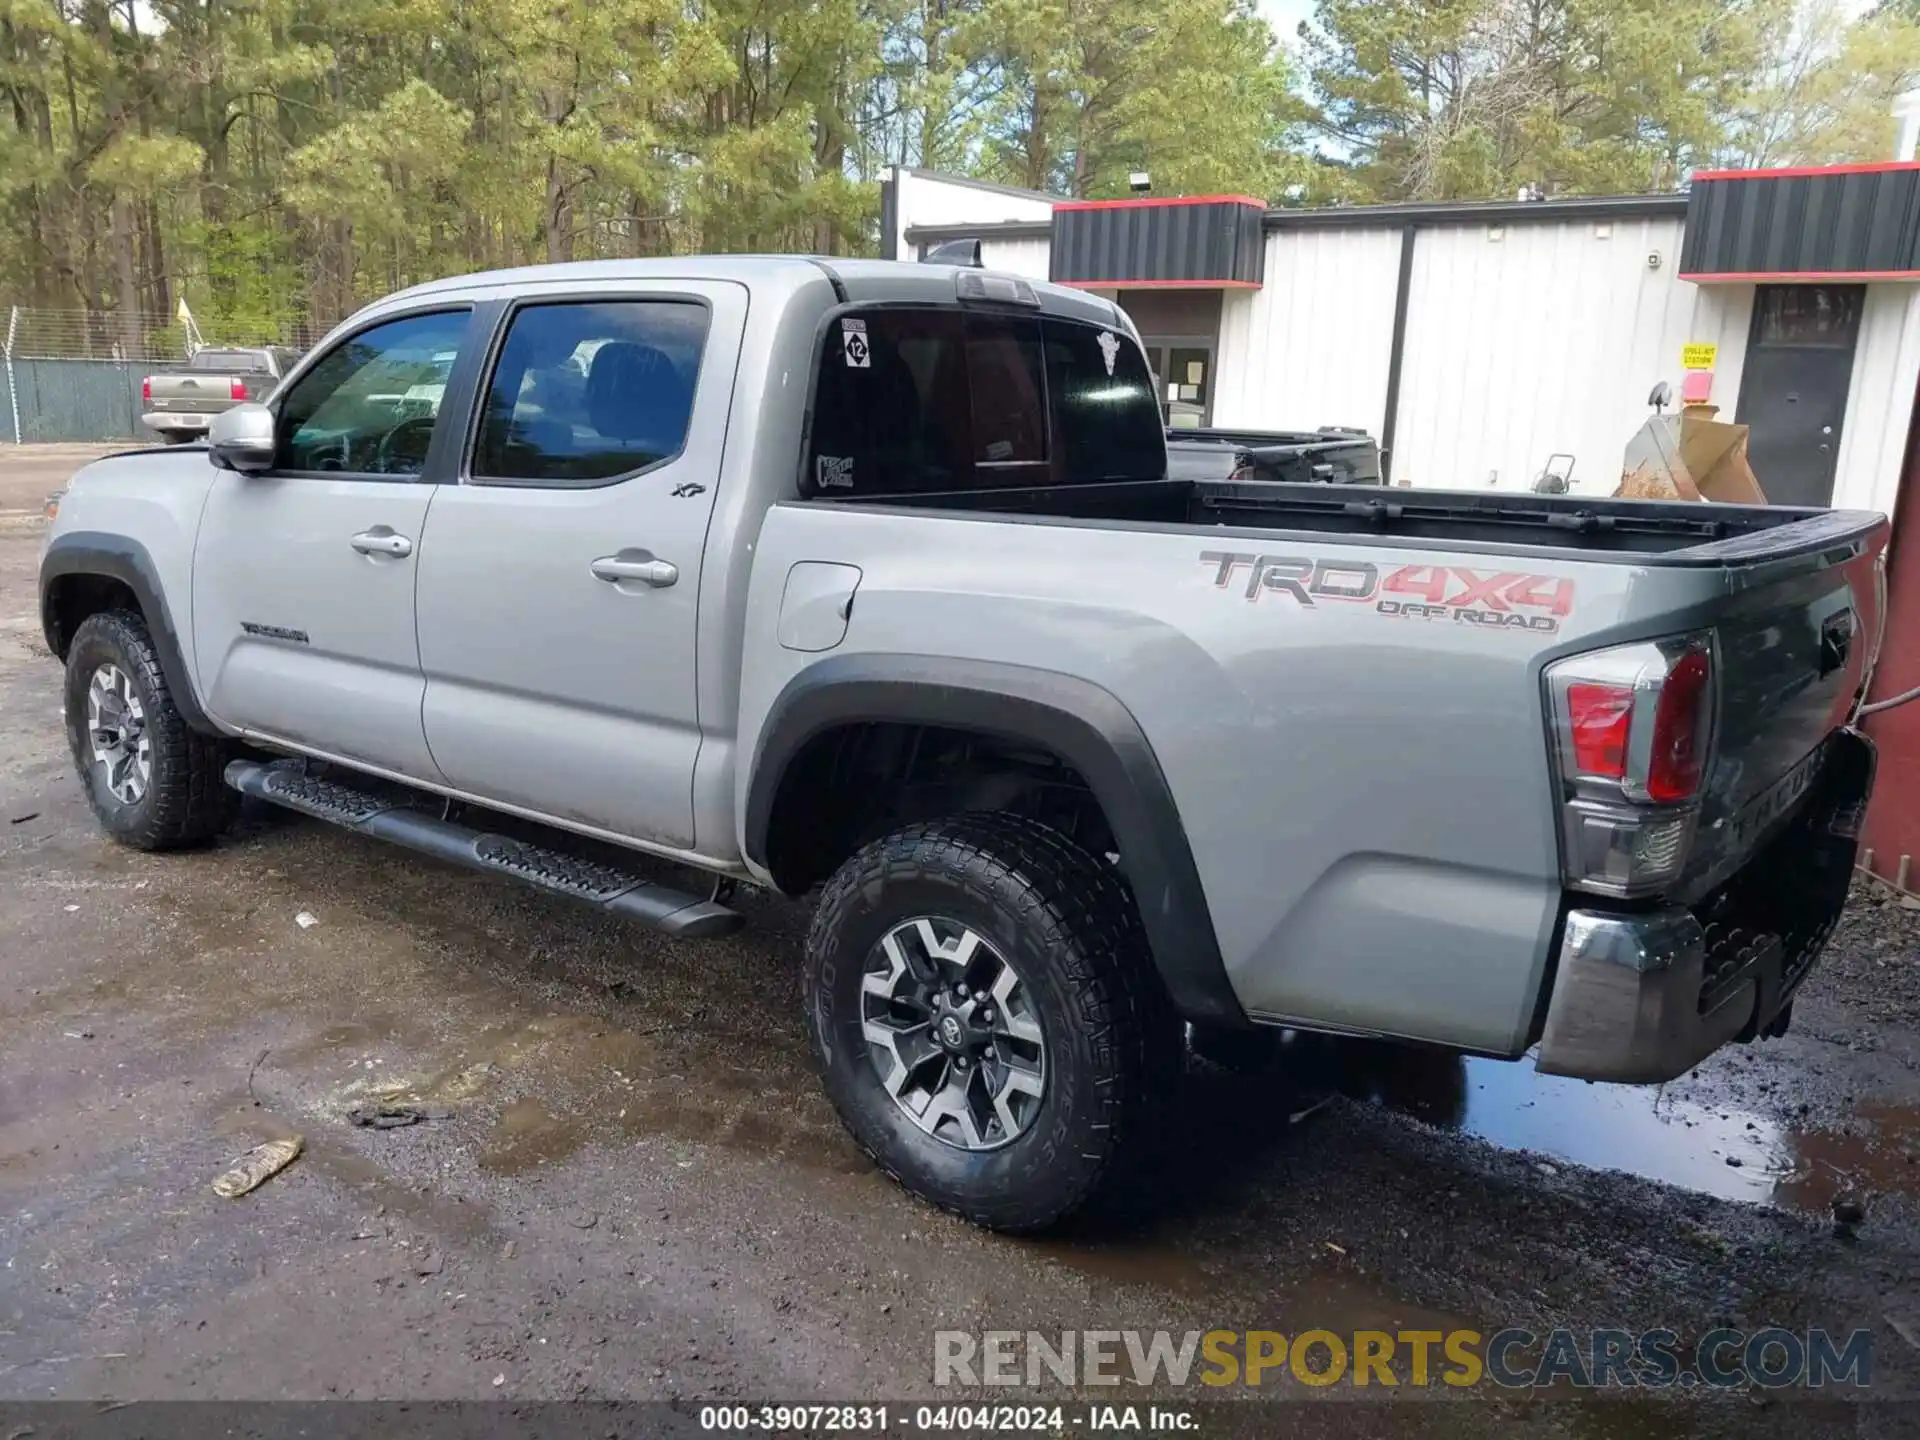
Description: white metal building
xmin=883 ymin=164 xmax=1920 ymax=515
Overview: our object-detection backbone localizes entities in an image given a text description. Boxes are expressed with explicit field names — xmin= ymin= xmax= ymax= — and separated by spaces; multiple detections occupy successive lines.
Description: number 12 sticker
xmin=842 ymin=317 xmax=871 ymax=368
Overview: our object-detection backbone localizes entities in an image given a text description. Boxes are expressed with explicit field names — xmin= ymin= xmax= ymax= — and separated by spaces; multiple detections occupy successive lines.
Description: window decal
xmin=841 ymin=318 xmax=871 ymax=368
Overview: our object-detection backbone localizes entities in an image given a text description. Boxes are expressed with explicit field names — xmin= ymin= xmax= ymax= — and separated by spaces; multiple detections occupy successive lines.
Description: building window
xmin=1752 ymin=286 xmax=1864 ymax=349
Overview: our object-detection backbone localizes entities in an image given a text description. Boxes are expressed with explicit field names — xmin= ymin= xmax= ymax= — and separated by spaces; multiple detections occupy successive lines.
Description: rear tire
xmin=63 ymin=610 xmax=236 ymax=850
xmin=805 ymin=812 xmax=1175 ymax=1232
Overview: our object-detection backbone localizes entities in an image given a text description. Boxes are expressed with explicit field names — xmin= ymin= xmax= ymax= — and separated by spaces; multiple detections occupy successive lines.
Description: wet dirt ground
xmin=2 ymin=446 xmax=1918 ymax=1433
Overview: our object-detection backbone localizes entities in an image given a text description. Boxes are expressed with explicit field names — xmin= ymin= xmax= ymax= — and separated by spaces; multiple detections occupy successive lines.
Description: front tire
xmin=63 ymin=610 xmax=236 ymax=850
xmin=805 ymin=812 xmax=1174 ymax=1232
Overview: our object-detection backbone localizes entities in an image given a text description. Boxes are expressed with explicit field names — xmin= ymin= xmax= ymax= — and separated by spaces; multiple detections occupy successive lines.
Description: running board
xmin=224 ymin=759 xmax=743 ymax=938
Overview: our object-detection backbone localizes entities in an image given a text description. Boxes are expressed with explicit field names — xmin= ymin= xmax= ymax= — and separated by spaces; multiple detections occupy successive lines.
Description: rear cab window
xmin=191 ymin=348 xmax=267 ymax=370
xmin=804 ymin=305 xmax=1163 ymax=501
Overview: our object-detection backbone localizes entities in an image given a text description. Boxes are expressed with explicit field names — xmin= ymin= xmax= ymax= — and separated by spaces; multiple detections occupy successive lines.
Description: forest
xmin=1 ymin=0 xmax=1917 ymax=343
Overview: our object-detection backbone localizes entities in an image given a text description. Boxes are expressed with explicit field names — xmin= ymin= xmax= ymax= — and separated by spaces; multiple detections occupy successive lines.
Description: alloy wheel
xmin=860 ymin=916 xmax=1046 ymax=1151
xmin=86 ymin=663 xmax=151 ymax=805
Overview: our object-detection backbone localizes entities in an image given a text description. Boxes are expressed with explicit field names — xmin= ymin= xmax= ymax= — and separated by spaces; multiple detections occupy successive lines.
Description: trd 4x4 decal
xmin=1198 ymin=551 xmax=1575 ymax=634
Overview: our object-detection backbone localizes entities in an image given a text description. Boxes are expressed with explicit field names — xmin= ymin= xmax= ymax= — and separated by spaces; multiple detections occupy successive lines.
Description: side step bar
xmin=224 ymin=759 xmax=743 ymax=938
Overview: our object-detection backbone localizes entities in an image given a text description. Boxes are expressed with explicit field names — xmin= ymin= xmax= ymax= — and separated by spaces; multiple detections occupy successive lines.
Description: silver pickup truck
xmin=41 ymin=257 xmax=1885 ymax=1231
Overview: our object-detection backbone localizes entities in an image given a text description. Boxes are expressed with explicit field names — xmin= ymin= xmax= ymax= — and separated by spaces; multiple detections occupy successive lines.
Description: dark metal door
xmin=1735 ymin=285 xmax=1863 ymax=507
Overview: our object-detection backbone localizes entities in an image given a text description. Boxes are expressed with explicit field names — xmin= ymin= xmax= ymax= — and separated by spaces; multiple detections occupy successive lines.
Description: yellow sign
xmin=1682 ymin=343 xmax=1718 ymax=370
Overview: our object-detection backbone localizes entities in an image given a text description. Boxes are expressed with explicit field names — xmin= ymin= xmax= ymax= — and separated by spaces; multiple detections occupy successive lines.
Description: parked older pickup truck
xmin=42 ymin=257 xmax=1884 ymax=1230
xmin=141 ymin=345 xmax=299 ymax=443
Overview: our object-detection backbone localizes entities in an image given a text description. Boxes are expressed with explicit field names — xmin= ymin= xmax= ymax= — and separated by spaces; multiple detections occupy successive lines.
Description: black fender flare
xmin=744 ymin=653 xmax=1244 ymax=1026
xmin=40 ymin=530 xmax=216 ymax=735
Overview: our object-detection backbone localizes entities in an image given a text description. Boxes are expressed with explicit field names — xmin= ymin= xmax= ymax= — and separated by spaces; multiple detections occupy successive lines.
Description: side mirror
xmin=207 ymin=403 xmax=277 ymax=472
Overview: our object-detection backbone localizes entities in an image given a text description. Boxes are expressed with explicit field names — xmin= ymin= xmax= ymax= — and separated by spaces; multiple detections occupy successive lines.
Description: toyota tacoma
xmin=41 ymin=257 xmax=1884 ymax=1231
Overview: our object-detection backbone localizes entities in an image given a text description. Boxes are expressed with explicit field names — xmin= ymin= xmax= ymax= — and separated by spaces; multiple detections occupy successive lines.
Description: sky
xmin=1257 ymin=0 xmax=1318 ymax=47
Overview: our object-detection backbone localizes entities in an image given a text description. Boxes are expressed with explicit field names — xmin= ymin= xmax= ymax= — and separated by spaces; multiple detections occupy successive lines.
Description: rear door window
xmin=472 ymin=299 xmax=710 ymax=485
xmin=804 ymin=306 xmax=1162 ymax=499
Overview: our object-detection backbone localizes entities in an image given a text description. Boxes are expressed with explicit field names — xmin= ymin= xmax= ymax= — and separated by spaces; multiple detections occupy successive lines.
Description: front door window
xmin=276 ymin=309 xmax=471 ymax=477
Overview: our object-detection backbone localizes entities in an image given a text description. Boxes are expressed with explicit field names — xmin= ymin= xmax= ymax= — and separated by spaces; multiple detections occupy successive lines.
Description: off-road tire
xmin=64 ymin=609 xmax=236 ymax=850
xmin=805 ymin=812 xmax=1175 ymax=1232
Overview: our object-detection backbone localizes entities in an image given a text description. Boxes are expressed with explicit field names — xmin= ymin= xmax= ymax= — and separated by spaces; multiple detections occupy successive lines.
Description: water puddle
xmin=1272 ymin=1032 xmax=1920 ymax=1215
xmin=480 ymin=1096 xmax=586 ymax=1175
xmin=316 ymin=1002 xmax=1918 ymax=1218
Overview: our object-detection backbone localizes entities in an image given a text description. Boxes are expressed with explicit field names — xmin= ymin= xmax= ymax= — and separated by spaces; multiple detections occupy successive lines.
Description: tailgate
xmin=147 ymin=375 xmax=234 ymax=413
xmin=1679 ymin=514 xmax=1885 ymax=898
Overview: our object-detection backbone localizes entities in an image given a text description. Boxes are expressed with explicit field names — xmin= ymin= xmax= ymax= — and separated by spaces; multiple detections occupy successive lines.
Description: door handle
xmin=591 ymin=553 xmax=678 ymax=588
xmin=350 ymin=529 xmax=413 ymax=558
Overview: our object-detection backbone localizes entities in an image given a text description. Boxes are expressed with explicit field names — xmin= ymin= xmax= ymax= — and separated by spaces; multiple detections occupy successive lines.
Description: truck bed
xmin=817 ymin=474 xmax=1879 ymax=563
xmin=1187 ymin=480 xmax=1877 ymax=559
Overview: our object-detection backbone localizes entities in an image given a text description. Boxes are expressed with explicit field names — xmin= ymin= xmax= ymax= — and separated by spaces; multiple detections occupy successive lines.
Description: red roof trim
xmin=1055 ymin=278 xmax=1264 ymax=290
xmin=1680 ymin=268 xmax=1920 ymax=282
xmin=1690 ymin=161 xmax=1920 ymax=182
xmin=1052 ymin=194 xmax=1268 ymax=212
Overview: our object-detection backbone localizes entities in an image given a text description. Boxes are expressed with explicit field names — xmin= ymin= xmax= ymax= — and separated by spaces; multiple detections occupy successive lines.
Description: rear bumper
xmin=142 ymin=411 xmax=213 ymax=434
xmin=1535 ymin=908 xmax=1765 ymax=1082
xmin=1536 ymin=728 xmax=1873 ymax=1084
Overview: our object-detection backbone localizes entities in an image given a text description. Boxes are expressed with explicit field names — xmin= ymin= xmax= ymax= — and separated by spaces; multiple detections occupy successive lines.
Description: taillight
xmin=1546 ymin=636 xmax=1716 ymax=897
xmin=141 ymin=376 xmax=152 ymax=403
xmin=1647 ymin=648 xmax=1710 ymax=802
xmin=230 ymin=378 xmax=248 ymax=401
xmin=1565 ymin=682 xmax=1633 ymax=779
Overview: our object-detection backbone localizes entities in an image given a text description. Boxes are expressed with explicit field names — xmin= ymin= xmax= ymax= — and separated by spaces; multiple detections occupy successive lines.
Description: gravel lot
xmin=2 ymin=444 xmax=1917 ymax=1434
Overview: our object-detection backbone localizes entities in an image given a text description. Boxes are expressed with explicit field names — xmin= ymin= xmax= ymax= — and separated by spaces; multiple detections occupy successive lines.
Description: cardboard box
xmin=1616 ymin=412 xmax=1768 ymax=504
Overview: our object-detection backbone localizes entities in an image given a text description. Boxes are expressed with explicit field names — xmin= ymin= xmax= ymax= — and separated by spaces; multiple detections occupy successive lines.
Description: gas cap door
xmin=777 ymin=562 xmax=863 ymax=652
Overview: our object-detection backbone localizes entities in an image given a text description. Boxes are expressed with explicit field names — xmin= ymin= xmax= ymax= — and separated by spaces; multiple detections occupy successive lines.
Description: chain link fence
xmin=3 ymin=305 xmax=302 ymax=443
